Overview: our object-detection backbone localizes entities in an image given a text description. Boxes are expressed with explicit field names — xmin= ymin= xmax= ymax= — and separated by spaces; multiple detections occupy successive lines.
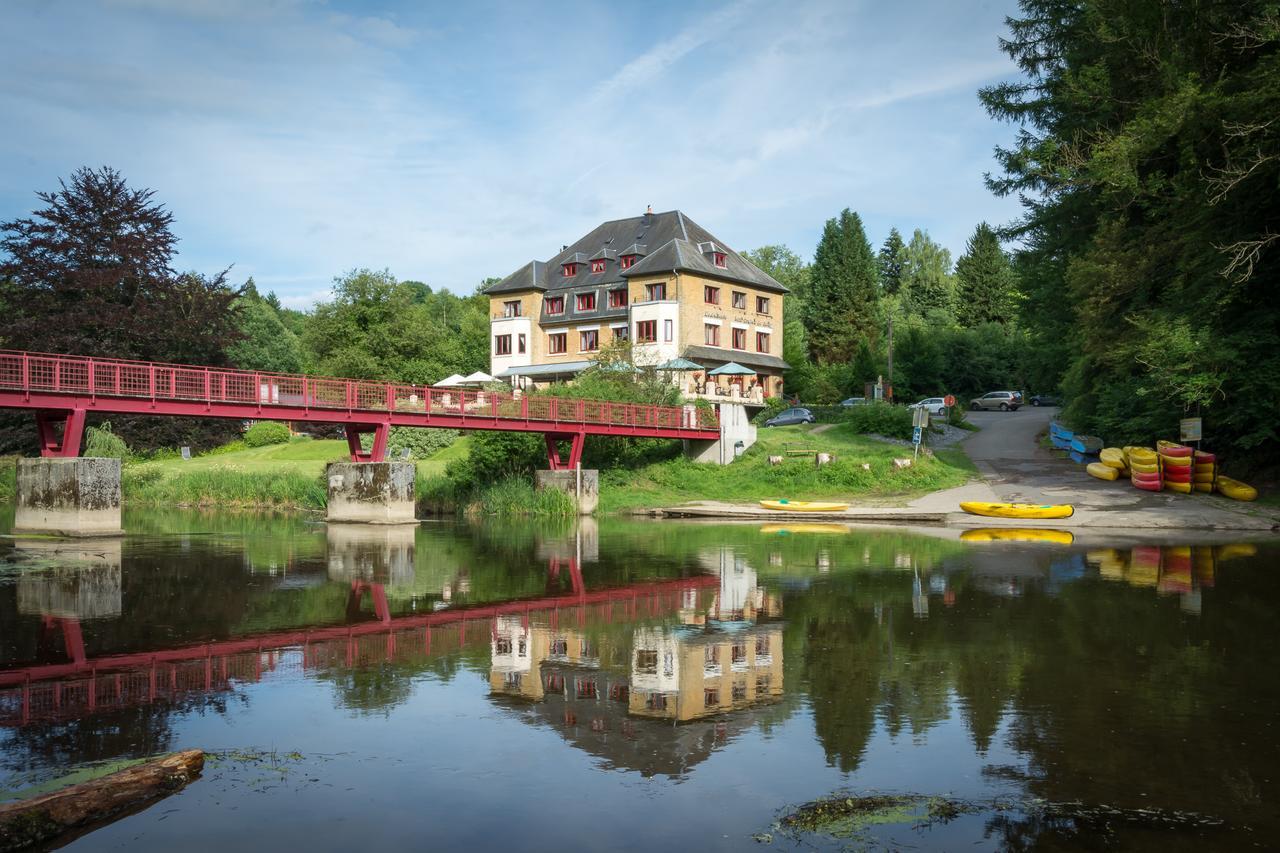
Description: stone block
xmin=535 ymin=469 xmax=599 ymax=515
xmin=325 ymin=461 xmax=417 ymax=524
xmin=15 ymin=457 xmax=122 ymax=537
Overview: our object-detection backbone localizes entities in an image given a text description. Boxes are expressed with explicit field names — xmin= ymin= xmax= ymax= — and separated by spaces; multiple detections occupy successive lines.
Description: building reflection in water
xmin=488 ymin=547 xmax=785 ymax=774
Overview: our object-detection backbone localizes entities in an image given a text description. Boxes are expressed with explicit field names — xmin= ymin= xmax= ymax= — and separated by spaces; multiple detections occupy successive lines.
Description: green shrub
xmin=84 ymin=422 xmax=131 ymax=459
xmin=361 ymin=426 xmax=459 ymax=460
xmin=201 ymin=440 xmax=248 ymax=457
xmin=841 ymin=403 xmax=914 ymax=440
xmin=244 ymin=421 xmax=291 ymax=447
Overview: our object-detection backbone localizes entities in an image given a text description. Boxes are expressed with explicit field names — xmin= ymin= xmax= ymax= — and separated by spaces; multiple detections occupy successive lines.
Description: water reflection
xmin=0 ymin=515 xmax=1276 ymax=850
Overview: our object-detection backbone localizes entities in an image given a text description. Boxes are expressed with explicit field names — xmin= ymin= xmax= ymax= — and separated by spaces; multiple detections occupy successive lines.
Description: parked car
xmin=840 ymin=396 xmax=868 ymax=407
xmin=1030 ymin=393 xmax=1061 ymax=407
xmin=909 ymin=397 xmax=948 ymax=416
xmin=764 ymin=407 xmax=816 ymax=427
xmin=969 ymin=391 xmax=1022 ymax=411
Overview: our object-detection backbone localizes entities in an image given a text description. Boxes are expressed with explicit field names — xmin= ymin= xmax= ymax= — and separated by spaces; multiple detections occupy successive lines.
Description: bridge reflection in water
xmin=0 ymin=527 xmax=786 ymax=768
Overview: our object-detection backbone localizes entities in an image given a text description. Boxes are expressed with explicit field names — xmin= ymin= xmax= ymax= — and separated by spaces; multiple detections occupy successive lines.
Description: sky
xmin=0 ymin=0 xmax=1026 ymax=308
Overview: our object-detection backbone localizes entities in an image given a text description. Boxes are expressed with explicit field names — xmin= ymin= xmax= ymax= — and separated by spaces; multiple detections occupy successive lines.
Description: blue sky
xmin=0 ymin=0 xmax=1025 ymax=307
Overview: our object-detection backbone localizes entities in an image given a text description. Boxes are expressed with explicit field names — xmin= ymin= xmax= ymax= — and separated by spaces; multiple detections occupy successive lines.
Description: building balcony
xmin=680 ymin=382 xmax=766 ymax=406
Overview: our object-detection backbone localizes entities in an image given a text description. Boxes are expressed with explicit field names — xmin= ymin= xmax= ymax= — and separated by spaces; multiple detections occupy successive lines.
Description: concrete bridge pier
xmin=325 ymin=461 xmax=417 ymax=524
xmin=536 ymin=431 xmax=597 ymax=514
xmin=14 ymin=457 xmax=123 ymax=537
xmin=683 ymin=403 xmax=756 ymax=465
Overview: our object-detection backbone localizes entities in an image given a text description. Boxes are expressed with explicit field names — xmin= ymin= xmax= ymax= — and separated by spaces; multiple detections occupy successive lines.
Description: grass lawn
xmin=122 ymin=436 xmax=471 ymax=509
xmin=598 ymin=422 xmax=976 ymax=513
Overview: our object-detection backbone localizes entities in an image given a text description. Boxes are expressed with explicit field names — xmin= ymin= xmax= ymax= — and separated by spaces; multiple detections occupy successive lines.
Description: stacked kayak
xmin=1090 ymin=446 xmax=1128 ymax=481
xmin=1127 ymin=447 xmax=1162 ymax=491
xmin=1049 ymin=421 xmax=1074 ymax=450
xmin=1192 ymin=450 xmax=1216 ymax=494
xmin=1071 ymin=435 xmax=1103 ymax=455
xmin=1158 ymin=440 xmax=1193 ymax=494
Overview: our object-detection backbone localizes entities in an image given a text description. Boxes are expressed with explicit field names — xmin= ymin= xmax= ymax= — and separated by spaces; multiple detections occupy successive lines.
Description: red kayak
xmin=1163 ymin=467 xmax=1193 ymax=483
xmin=1131 ymin=470 xmax=1163 ymax=485
xmin=1132 ymin=478 xmax=1163 ymax=491
xmin=1194 ymin=450 xmax=1216 ymax=463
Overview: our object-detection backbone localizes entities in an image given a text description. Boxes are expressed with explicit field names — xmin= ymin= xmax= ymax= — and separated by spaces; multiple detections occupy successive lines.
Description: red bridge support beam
xmin=35 ymin=409 xmax=86 ymax=457
xmin=345 ymin=424 xmax=389 ymax=462
xmin=544 ymin=432 xmax=586 ymax=471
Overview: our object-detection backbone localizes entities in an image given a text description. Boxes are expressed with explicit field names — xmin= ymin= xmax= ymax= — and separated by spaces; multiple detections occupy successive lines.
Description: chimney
xmin=646 ymin=204 xmax=653 ymax=214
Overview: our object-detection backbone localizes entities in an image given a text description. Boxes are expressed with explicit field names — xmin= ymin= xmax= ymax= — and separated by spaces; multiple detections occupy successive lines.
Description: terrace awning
xmin=654 ymin=357 xmax=703 ymax=371
xmin=707 ymin=361 xmax=756 ymax=376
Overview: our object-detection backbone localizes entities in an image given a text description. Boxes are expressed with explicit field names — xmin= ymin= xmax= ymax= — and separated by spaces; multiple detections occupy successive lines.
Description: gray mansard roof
xmin=484 ymin=210 xmax=788 ymax=295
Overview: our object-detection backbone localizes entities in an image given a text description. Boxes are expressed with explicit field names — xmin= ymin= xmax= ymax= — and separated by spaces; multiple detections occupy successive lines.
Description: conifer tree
xmin=954 ymin=223 xmax=1020 ymax=326
xmin=878 ymin=227 xmax=905 ymax=295
xmin=804 ymin=209 xmax=879 ymax=364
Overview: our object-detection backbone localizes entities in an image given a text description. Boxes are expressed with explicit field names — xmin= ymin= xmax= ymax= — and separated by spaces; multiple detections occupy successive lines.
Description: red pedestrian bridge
xmin=0 ymin=351 xmax=720 ymax=468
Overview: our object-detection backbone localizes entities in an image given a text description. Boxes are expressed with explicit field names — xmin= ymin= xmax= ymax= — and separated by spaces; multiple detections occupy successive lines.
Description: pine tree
xmin=804 ymin=209 xmax=879 ymax=364
xmin=954 ymin=223 xmax=1020 ymax=326
xmin=878 ymin=228 xmax=905 ymax=295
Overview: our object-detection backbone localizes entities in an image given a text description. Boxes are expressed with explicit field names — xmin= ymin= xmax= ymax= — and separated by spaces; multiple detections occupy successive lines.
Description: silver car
xmin=969 ymin=391 xmax=1022 ymax=412
xmin=909 ymin=397 xmax=948 ymax=416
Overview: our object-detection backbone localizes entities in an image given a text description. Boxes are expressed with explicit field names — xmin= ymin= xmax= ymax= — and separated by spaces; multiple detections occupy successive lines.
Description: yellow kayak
xmin=1128 ymin=447 xmax=1158 ymax=466
xmin=1129 ymin=459 xmax=1159 ymax=474
xmin=1216 ymin=476 xmax=1258 ymax=502
xmin=759 ymin=500 xmax=850 ymax=512
xmin=960 ymin=501 xmax=1074 ymax=520
xmin=1087 ymin=462 xmax=1119 ymax=481
xmin=1216 ymin=543 xmax=1258 ymax=561
xmin=1193 ymin=483 xmax=1213 ymax=493
xmin=1193 ymin=471 xmax=1214 ymax=484
xmin=1165 ymin=480 xmax=1192 ymax=494
xmin=1159 ymin=453 xmax=1192 ymax=468
xmin=961 ymin=528 xmax=1074 ymax=544
xmin=760 ymin=523 xmax=849 ymax=535
xmin=1100 ymin=448 xmax=1127 ymax=469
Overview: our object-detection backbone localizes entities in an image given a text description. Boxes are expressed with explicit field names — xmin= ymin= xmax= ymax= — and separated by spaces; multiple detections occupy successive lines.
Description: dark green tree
xmin=981 ymin=0 xmax=1280 ymax=467
xmin=877 ymin=227 xmax=906 ymax=295
xmin=804 ymin=209 xmax=879 ymax=364
xmin=954 ymin=223 xmax=1020 ymax=326
xmin=227 ymin=278 xmax=305 ymax=373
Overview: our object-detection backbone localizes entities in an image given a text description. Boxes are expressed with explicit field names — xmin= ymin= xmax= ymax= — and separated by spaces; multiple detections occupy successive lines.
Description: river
xmin=1 ymin=509 xmax=1276 ymax=850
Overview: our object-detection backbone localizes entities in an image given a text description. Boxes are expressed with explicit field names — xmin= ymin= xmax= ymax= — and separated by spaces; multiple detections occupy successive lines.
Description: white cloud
xmin=0 ymin=0 xmax=1025 ymax=302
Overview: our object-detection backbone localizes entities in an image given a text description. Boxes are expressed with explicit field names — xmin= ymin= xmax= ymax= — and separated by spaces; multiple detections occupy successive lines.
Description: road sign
xmin=912 ymin=406 xmax=929 ymax=428
xmin=1180 ymin=417 xmax=1202 ymax=443
xmin=912 ymin=426 xmax=922 ymax=445
xmin=943 ymin=394 xmax=956 ymax=408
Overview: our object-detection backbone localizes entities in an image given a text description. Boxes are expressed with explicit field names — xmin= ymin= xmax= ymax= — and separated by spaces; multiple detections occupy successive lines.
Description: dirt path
xmin=913 ymin=407 xmax=1278 ymax=532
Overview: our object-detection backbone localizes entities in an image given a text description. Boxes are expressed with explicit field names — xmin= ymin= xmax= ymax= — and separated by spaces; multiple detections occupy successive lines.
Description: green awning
xmin=655 ymin=357 xmax=703 ymax=371
xmin=708 ymin=361 xmax=756 ymax=376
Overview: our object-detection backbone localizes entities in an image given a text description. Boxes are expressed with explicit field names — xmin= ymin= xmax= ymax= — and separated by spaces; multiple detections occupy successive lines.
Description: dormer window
xmin=545 ymin=296 xmax=564 ymax=315
xmin=562 ymin=263 xmax=578 ymax=277
xmin=590 ymin=259 xmax=606 ymax=274
xmin=620 ymin=255 xmax=636 ymax=270
xmin=608 ymin=288 xmax=627 ymax=308
xmin=713 ymin=252 xmax=727 ymax=269
xmin=576 ymin=292 xmax=596 ymax=311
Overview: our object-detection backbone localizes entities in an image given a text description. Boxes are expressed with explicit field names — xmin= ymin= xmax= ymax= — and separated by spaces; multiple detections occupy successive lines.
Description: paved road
xmin=912 ymin=405 xmax=1278 ymax=532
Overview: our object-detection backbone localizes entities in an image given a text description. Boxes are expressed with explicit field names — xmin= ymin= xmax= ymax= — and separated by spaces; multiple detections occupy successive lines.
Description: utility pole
xmin=886 ymin=312 xmax=894 ymax=393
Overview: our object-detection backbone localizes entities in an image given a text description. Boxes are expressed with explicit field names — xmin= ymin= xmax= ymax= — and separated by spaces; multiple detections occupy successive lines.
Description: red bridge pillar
xmin=544 ymin=432 xmax=586 ymax=471
xmin=35 ymin=409 xmax=86 ymax=458
xmin=345 ymin=424 xmax=389 ymax=462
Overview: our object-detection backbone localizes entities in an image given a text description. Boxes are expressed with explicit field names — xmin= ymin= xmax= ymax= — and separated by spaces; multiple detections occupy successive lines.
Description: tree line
xmin=744 ymin=215 xmax=1026 ymax=405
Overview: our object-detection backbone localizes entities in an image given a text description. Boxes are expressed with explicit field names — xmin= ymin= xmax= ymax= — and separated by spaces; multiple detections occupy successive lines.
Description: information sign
xmin=1180 ymin=417 xmax=1202 ymax=443
xmin=913 ymin=426 xmax=922 ymax=445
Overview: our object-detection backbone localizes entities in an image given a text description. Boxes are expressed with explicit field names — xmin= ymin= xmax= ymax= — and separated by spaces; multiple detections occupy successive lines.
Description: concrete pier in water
xmin=535 ymin=469 xmax=600 ymax=515
xmin=325 ymin=461 xmax=416 ymax=524
xmin=14 ymin=457 xmax=123 ymax=537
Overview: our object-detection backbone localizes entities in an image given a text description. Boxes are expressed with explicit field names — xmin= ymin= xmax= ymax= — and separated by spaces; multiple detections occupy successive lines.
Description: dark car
xmin=1030 ymin=394 xmax=1061 ymax=407
xmin=764 ymin=407 xmax=815 ymax=427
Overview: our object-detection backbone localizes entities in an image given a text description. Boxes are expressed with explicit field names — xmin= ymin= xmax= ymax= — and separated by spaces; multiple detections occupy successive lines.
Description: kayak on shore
xmin=759 ymin=499 xmax=850 ymax=512
xmin=960 ymin=501 xmax=1075 ymax=520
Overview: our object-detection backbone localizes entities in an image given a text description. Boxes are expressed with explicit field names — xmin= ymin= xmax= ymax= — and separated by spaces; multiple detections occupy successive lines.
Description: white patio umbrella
xmin=433 ymin=374 xmax=466 ymax=387
xmin=462 ymin=371 xmax=496 ymax=385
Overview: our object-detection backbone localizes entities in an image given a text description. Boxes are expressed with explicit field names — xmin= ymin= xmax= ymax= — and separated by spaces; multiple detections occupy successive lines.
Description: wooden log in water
xmin=0 ymin=749 xmax=204 ymax=851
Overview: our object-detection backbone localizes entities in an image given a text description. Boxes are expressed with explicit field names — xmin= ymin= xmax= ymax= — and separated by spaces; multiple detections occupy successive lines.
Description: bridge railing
xmin=0 ymin=351 xmax=720 ymax=432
